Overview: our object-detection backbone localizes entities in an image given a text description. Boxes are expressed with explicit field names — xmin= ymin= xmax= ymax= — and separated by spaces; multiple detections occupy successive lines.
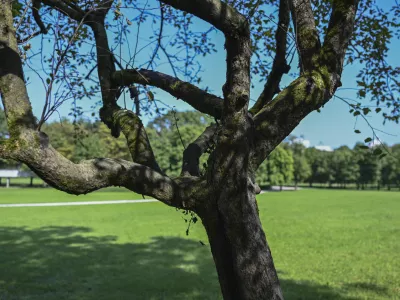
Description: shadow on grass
xmin=0 ymin=226 xmax=369 ymax=300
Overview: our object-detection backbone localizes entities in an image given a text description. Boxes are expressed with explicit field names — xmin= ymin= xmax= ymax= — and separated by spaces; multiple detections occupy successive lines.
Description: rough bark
xmin=201 ymin=184 xmax=283 ymax=300
xmin=112 ymin=69 xmax=223 ymax=119
xmin=250 ymin=0 xmax=291 ymax=114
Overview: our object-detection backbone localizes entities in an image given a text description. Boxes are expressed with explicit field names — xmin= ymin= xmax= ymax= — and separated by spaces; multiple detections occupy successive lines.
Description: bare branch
xmin=112 ymin=69 xmax=224 ymax=119
xmin=250 ymin=0 xmax=291 ymax=115
xmin=181 ymin=124 xmax=217 ymax=177
xmin=289 ymin=0 xmax=321 ymax=72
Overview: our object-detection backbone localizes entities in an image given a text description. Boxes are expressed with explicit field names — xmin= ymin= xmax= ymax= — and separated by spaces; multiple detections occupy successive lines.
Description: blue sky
xmin=20 ymin=1 xmax=400 ymax=149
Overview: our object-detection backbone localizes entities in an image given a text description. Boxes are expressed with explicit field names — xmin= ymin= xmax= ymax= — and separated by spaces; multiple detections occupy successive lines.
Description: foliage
xmin=266 ymin=146 xmax=294 ymax=188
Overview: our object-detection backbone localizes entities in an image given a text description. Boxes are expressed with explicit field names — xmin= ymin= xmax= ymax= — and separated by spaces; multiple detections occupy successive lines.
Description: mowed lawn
xmin=0 ymin=189 xmax=399 ymax=299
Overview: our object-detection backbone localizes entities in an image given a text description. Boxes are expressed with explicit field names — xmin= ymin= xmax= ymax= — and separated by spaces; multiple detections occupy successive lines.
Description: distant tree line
xmin=1 ymin=109 xmax=399 ymax=190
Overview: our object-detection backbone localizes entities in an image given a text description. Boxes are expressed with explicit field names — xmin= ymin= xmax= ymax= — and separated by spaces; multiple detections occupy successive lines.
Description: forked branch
xmin=289 ymin=0 xmax=321 ymax=72
xmin=250 ymin=0 xmax=291 ymax=114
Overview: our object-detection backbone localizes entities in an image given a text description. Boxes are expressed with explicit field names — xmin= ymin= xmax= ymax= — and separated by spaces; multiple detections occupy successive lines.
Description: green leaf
xmin=364 ymin=137 xmax=372 ymax=143
xmin=354 ymin=130 xmax=361 ymax=134
xmin=362 ymin=108 xmax=370 ymax=115
xmin=353 ymin=111 xmax=360 ymax=116
xmin=359 ymin=145 xmax=369 ymax=150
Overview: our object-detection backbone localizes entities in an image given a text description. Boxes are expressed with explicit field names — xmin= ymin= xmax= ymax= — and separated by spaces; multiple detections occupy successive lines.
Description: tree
xmin=1 ymin=0 xmax=398 ymax=299
xmin=379 ymin=146 xmax=398 ymax=190
xmin=330 ymin=146 xmax=359 ymax=188
xmin=266 ymin=146 xmax=294 ymax=190
xmin=289 ymin=142 xmax=311 ymax=189
xmin=305 ymin=147 xmax=331 ymax=187
xmin=354 ymin=143 xmax=381 ymax=189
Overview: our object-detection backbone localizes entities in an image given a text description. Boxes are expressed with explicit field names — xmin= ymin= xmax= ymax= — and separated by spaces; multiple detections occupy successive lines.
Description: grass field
xmin=0 ymin=189 xmax=399 ymax=299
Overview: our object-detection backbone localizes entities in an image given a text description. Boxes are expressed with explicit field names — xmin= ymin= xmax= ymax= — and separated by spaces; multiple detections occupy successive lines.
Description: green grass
xmin=0 ymin=189 xmax=399 ymax=299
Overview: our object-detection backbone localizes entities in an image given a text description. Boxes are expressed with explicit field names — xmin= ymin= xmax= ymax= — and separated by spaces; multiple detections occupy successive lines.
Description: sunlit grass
xmin=0 ymin=189 xmax=398 ymax=299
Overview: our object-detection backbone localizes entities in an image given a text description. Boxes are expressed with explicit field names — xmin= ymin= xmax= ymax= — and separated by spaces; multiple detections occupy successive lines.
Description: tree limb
xmin=160 ymin=0 xmax=251 ymax=116
xmin=0 ymin=2 xmax=36 ymax=133
xmin=112 ymin=69 xmax=224 ymax=119
xmin=159 ymin=0 xmax=247 ymax=37
xmin=289 ymin=0 xmax=321 ymax=72
xmin=32 ymin=0 xmax=49 ymax=34
xmin=181 ymin=124 xmax=217 ymax=177
xmin=40 ymin=0 xmax=85 ymax=21
xmin=8 ymin=130 xmax=197 ymax=209
xmin=251 ymin=73 xmax=333 ymax=168
xmin=100 ymin=106 xmax=162 ymax=172
xmin=250 ymin=0 xmax=291 ymax=115
xmin=322 ymin=0 xmax=360 ymax=76
xmin=252 ymin=0 xmax=360 ymax=168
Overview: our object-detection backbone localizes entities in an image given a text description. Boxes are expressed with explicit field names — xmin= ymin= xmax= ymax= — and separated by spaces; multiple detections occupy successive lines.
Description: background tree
xmin=379 ymin=147 xmax=398 ymax=190
xmin=354 ymin=143 xmax=381 ymax=190
xmin=289 ymin=142 xmax=311 ymax=189
xmin=1 ymin=0 xmax=399 ymax=299
xmin=266 ymin=146 xmax=294 ymax=190
xmin=305 ymin=148 xmax=331 ymax=187
xmin=330 ymin=146 xmax=359 ymax=188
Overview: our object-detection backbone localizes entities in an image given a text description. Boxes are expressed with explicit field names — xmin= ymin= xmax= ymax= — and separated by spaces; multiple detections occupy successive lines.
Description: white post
xmin=6 ymin=178 xmax=10 ymax=188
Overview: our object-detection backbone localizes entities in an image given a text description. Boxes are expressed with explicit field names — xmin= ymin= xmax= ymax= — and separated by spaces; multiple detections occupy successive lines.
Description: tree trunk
xmin=201 ymin=189 xmax=283 ymax=300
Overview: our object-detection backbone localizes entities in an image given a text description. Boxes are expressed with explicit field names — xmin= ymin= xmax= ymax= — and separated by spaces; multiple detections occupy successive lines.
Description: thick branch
xmin=100 ymin=106 xmax=161 ymax=172
xmin=112 ymin=69 xmax=224 ymax=119
xmin=160 ymin=0 xmax=247 ymax=37
xmin=160 ymin=0 xmax=251 ymax=116
xmin=250 ymin=0 xmax=291 ymax=115
xmin=289 ymin=0 xmax=321 ymax=71
xmin=252 ymin=0 xmax=360 ymax=168
xmin=8 ymin=130 xmax=196 ymax=209
xmin=0 ymin=0 xmax=36 ymax=133
xmin=252 ymin=72 xmax=333 ymax=168
xmin=90 ymin=20 xmax=117 ymax=106
xmin=322 ymin=0 xmax=360 ymax=76
xmin=40 ymin=0 xmax=85 ymax=21
xmin=32 ymin=0 xmax=49 ymax=34
xmin=181 ymin=124 xmax=217 ymax=177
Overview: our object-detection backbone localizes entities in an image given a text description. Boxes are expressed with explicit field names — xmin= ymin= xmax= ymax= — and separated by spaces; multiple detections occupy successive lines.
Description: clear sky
xmin=20 ymin=1 xmax=399 ymax=150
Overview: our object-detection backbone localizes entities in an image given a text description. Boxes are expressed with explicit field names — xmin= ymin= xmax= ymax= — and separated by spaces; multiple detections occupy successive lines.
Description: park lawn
xmin=0 ymin=187 xmax=143 ymax=204
xmin=0 ymin=189 xmax=399 ymax=299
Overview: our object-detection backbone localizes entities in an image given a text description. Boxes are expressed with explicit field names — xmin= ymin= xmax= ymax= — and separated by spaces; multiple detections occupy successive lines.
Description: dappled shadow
xmin=342 ymin=282 xmax=389 ymax=298
xmin=0 ymin=226 xmax=369 ymax=299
